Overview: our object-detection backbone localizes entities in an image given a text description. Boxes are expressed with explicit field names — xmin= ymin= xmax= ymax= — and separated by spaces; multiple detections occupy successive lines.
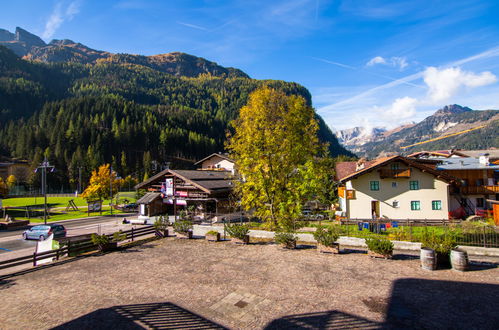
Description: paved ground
xmin=0 ymin=237 xmax=498 ymax=329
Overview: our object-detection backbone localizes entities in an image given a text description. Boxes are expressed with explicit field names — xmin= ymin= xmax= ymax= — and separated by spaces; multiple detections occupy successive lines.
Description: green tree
xmin=227 ymin=87 xmax=321 ymax=230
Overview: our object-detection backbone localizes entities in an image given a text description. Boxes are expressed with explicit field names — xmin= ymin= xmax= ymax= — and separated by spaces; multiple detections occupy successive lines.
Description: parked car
xmin=302 ymin=210 xmax=325 ymax=221
xmin=123 ymin=203 xmax=138 ymax=211
xmin=22 ymin=224 xmax=67 ymax=241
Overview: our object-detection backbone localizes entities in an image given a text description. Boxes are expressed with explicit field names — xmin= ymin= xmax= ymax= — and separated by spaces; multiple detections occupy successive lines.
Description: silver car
xmin=22 ymin=224 xmax=67 ymax=241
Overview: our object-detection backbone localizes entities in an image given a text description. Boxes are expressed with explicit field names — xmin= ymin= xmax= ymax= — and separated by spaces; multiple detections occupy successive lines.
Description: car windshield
xmin=32 ymin=225 xmax=49 ymax=231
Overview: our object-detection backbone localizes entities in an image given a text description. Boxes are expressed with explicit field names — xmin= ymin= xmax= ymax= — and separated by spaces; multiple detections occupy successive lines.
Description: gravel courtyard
xmin=1 ymin=237 xmax=498 ymax=329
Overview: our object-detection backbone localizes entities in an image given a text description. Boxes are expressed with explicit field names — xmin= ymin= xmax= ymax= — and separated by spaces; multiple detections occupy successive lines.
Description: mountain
xmin=0 ymin=27 xmax=352 ymax=189
xmin=0 ymin=27 xmax=248 ymax=78
xmin=338 ymin=104 xmax=499 ymax=158
xmin=336 ymin=127 xmax=387 ymax=148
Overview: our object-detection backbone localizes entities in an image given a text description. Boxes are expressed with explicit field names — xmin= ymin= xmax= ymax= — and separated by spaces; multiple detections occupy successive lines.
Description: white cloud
xmin=380 ymin=96 xmax=418 ymax=123
xmin=366 ymin=56 xmax=386 ymax=66
xmin=366 ymin=56 xmax=408 ymax=70
xmin=42 ymin=1 xmax=81 ymax=39
xmin=423 ymin=66 xmax=497 ymax=102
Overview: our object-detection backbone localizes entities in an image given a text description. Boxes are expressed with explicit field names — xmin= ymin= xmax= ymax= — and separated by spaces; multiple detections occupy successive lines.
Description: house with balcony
xmin=194 ymin=153 xmax=235 ymax=172
xmin=335 ymin=156 xmax=458 ymax=220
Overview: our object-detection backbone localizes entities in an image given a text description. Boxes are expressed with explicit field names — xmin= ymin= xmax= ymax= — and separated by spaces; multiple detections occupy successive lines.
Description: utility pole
xmin=78 ymin=166 xmax=82 ymax=194
xmin=37 ymin=157 xmax=54 ymax=225
xmin=110 ymin=166 xmax=113 ymax=215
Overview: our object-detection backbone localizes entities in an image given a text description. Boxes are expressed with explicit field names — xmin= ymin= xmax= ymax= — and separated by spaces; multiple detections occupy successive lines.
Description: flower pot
xmin=368 ymin=250 xmax=392 ymax=259
xmin=420 ymin=248 xmax=437 ymax=271
xmin=99 ymin=241 xmax=118 ymax=252
xmin=318 ymin=243 xmax=340 ymax=254
xmin=176 ymin=231 xmax=193 ymax=239
xmin=231 ymin=235 xmax=250 ymax=244
xmin=155 ymin=229 xmax=169 ymax=238
xmin=206 ymin=232 xmax=220 ymax=242
xmin=280 ymin=241 xmax=297 ymax=249
xmin=450 ymin=249 xmax=469 ymax=271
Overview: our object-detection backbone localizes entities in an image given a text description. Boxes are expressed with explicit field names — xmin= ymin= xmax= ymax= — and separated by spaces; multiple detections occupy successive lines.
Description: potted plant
xmin=225 ymin=223 xmax=250 ymax=244
xmin=153 ymin=215 xmax=169 ymax=238
xmin=313 ymin=225 xmax=341 ymax=254
xmin=421 ymin=230 xmax=456 ymax=268
xmin=365 ymin=237 xmax=394 ymax=259
xmin=173 ymin=220 xmax=193 ymax=239
xmin=205 ymin=230 xmax=221 ymax=242
xmin=91 ymin=230 xmax=127 ymax=252
xmin=274 ymin=231 xmax=297 ymax=249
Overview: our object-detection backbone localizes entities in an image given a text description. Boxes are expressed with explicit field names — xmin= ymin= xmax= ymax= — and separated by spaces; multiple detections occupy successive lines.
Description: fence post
xmin=132 ymin=227 xmax=134 ymax=242
xmin=483 ymin=226 xmax=486 ymax=248
xmin=33 ymin=252 xmax=37 ymax=266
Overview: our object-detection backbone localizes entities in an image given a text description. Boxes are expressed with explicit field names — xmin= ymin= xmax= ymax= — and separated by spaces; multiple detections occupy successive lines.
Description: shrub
xmin=173 ymin=220 xmax=193 ymax=234
xmin=313 ymin=225 xmax=340 ymax=247
xmin=91 ymin=233 xmax=109 ymax=246
xmin=365 ymin=237 xmax=394 ymax=255
xmin=274 ymin=231 xmax=297 ymax=246
xmin=153 ymin=215 xmax=169 ymax=231
xmin=112 ymin=230 xmax=127 ymax=242
xmin=206 ymin=230 xmax=219 ymax=236
xmin=421 ymin=230 xmax=457 ymax=255
xmin=387 ymin=227 xmax=411 ymax=241
xmin=225 ymin=223 xmax=250 ymax=239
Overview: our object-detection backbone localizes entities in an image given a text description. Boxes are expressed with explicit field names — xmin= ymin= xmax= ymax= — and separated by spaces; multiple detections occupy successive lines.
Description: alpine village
xmin=1 ymin=4 xmax=499 ymax=329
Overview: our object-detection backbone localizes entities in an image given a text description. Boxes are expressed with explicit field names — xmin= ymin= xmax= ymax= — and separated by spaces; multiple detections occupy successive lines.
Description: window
xmin=391 ymin=163 xmax=400 ymax=170
xmin=476 ymin=198 xmax=484 ymax=208
xmin=411 ymin=201 xmax=421 ymax=210
xmin=391 ymin=182 xmax=397 ymax=188
xmin=432 ymin=200 xmax=442 ymax=210
xmin=392 ymin=200 xmax=399 ymax=208
xmin=370 ymin=181 xmax=379 ymax=191
xmin=409 ymin=181 xmax=419 ymax=190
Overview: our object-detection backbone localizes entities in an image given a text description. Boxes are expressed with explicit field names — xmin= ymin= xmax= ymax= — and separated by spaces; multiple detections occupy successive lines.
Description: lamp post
xmin=110 ymin=166 xmax=113 ymax=216
xmin=37 ymin=157 xmax=54 ymax=224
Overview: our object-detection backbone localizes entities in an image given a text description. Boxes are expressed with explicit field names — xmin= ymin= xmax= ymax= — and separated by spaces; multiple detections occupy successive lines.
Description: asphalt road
xmin=0 ymin=213 xmax=137 ymax=254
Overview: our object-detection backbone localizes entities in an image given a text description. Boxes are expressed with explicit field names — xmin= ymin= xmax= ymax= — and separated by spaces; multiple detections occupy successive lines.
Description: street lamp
xmin=36 ymin=157 xmax=54 ymax=224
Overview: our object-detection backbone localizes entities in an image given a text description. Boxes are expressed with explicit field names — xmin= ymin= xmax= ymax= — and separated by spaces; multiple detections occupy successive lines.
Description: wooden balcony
xmin=460 ymin=185 xmax=499 ymax=195
xmin=379 ymin=168 xmax=411 ymax=179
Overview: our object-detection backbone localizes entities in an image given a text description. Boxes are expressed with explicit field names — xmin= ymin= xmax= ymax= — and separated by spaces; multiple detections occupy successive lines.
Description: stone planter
xmin=368 ymin=250 xmax=392 ymax=259
xmin=231 ymin=235 xmax=250 ymax=244
xmin=205 ymin=232 xmax=220 ymax=242
xmin=280 ymin=240 xmax=297 ymax=249
xmin=155 ymin=229 xmax=169 ymax=238
xmin=176 ymin=231 xmax=193 ymax=239
xmin=318 ymin=243 xmax=340 ymax=254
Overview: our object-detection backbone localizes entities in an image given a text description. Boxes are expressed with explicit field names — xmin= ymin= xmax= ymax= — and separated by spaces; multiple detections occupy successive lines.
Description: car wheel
xmin=23 ymin=233 xmax=28 ymax=240
xmin=39 ymin=235 xmax=45 ymax=241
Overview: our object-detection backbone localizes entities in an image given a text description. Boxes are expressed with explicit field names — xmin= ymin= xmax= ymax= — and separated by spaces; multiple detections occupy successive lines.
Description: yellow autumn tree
xmin=81 ymin=164 xmax=123 ymax=201
xmin=226 ymin=87 xmax=323 ymax=230
xmin=0 ymin=177 xmax=8 ymax=197
xmin=6 ymin=175 xmax=16 ymax=189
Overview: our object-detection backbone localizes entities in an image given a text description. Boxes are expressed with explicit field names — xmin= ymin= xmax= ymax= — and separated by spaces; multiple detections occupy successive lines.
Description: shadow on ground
xmin=53 ymin=302 xmax=226 ymax=329
xmin=264 ymin=310 xmax=380 ymax=329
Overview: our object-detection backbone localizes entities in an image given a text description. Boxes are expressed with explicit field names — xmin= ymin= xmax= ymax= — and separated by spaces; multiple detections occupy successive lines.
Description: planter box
xmin=280 ymin=241 xmax=297 ymax=249
xmin=99 ymin=241 xmax=118 ymax=252
xmin=155 ymin=229 xmax=169 ymax=238
xmin=318 ymin=243 xmax=340 ymax=254
xmin=206 ymin=232 xmax=220 ymax=242
xmin=176 ymin=231 xmax=193 ymax=239
xmin=231 ymin=235 xmax=250 ymax=244
xmin=368 ymin=250 xmax=392 ymax=259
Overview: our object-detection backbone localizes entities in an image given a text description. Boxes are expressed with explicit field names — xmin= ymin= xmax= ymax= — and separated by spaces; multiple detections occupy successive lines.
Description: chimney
xmin=356 ymin=158 xmax=367 ymax=171
xmin=479 ymin=153 xmax=489 ymax=166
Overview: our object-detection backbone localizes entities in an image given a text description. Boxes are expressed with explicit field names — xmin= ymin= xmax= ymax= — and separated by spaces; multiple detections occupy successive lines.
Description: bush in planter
xmin=225 ymin=223 xmax=250 ymax=244
xmin=205 ymin=230 xmax=220 ymax=242
xmin=91 ymin=230 xmax=126 ymax=252
xmin=275 ymin=231 xmax=297 ymax=249
xmin=421 ymin=230 xmax=457 ymax=268
xmin=154 ymin=216 xmax=169 ymax=237
xmin=365 ymin=237 xmax=394 ymax=258
xmin=173 ymin=220 xmax=193 ymax=238
xmin=313 ymin=225 xmax=340 ymax=253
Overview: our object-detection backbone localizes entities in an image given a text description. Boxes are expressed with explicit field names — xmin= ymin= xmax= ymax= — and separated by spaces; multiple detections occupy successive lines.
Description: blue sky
xmin=2 ymin=0 xmax=499 ymax=131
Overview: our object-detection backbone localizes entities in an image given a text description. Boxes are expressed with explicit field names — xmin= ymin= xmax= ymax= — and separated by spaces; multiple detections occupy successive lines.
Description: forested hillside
xmin=0 ymin=44 xmax=351 ymax=190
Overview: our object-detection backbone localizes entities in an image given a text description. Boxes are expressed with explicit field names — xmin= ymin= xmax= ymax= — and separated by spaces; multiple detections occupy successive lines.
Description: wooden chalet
xmin=135 ymin=169 xmax=234 ymax=217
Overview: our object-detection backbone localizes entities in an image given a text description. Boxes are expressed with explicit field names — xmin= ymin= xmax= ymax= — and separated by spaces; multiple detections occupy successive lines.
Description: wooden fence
xmin=0 ymin=226 xmax=156 ymax=272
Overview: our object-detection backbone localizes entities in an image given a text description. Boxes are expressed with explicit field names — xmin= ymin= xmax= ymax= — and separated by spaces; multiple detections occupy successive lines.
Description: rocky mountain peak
xmin=15 ymin=27 xmax=46 ymax=47
xmin=434 ymin=104 xmax=472 ymax=116
xmin=0 ymin=28 xmax=15 ymax=42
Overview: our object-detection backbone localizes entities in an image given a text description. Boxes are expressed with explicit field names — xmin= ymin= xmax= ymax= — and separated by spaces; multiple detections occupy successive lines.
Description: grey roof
xmin=436 ymin=157 xmax=499 ymax=170
xmin=137 ymin=192 xmax=162 ymax=204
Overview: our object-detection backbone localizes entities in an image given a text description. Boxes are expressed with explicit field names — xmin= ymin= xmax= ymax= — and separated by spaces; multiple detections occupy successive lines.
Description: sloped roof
xmin=337 ymin=156 xmax=458 ymax=184
xmin=194 ymin=153 xmax=234 ymax=166
xmin=137 ymin=192 xmax=162 ymax=204
xmin=408 ymin=150 xmax=468 ymax=158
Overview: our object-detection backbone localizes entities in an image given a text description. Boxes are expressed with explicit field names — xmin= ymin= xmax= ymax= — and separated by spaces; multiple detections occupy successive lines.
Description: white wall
xmin=345 ymin=166 xmax=450 ymax=220
xmin=201 ymin=157 xmax=234 ymax=171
